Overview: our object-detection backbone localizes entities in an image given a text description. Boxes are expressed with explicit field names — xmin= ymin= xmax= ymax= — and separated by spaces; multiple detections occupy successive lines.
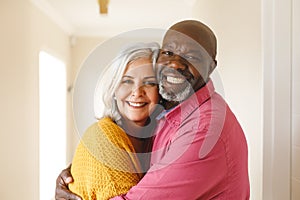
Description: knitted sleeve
xmin=69 ymin=117 xmax=143 ymax=200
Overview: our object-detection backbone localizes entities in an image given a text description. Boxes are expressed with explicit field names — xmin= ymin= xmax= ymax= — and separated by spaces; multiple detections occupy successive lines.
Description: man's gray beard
xmin=159 ymin=81 xmax=193 ymax=102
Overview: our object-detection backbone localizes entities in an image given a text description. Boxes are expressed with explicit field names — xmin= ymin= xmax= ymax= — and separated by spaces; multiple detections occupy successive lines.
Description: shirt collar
xmin=162 ymin=80 xmax=215 ymax=126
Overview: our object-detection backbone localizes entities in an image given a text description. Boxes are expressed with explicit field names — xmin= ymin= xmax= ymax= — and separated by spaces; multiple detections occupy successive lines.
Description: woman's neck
xmin=120 ymin=118 xmax=155 ymax=153
xmin=121 ymin=119 xmax=145 ymax=139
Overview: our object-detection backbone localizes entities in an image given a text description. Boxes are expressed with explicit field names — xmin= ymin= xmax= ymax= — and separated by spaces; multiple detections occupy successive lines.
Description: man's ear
xmin=209 ymin=60 xmax=217 ymax=75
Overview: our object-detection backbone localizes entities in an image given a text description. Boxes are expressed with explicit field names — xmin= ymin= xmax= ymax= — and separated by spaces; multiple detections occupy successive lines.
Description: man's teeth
xmin=128 ymin=102 xmax=146 ymax=107
xmin=166 ymin=76 xmax=185 ymax=84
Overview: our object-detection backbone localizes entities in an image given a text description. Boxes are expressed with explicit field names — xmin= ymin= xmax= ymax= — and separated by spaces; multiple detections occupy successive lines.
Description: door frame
xmin=262 ymin=0 xmax=292 ymax=199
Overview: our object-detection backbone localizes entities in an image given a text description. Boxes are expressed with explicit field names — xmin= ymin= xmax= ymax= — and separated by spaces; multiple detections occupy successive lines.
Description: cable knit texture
xmin=69 ymin=117 xmax=143 ymax=200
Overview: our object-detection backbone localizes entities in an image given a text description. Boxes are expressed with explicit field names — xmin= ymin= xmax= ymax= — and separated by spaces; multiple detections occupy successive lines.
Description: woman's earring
xmin=113 ymin=96 xmax=117 ymax=100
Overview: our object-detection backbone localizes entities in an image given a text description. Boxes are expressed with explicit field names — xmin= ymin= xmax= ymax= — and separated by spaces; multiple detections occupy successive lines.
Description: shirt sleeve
xmin=110 ymin=127 xmax=228 ymax=200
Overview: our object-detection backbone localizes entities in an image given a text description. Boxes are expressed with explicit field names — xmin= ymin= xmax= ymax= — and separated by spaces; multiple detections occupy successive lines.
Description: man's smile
xmin=165 ymin=75 xmax=186 ymax=84
xmin=159 ymin=67 xmax=193 ymax=86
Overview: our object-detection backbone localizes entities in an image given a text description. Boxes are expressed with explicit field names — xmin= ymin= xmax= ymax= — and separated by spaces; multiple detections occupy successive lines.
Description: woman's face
xmin=115 ymin=57 xmax=159 ymax=126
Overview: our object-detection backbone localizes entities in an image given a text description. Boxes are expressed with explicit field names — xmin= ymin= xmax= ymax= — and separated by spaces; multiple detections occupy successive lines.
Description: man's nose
xmin=166 ymin=55 xmax=188 ymax=71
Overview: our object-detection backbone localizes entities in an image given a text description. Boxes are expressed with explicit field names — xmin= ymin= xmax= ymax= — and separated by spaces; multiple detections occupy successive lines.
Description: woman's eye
xmin=144 ymin=81 xmax=157 ymax=86
xmin=121 ymin=79 xmax=133 ymax=84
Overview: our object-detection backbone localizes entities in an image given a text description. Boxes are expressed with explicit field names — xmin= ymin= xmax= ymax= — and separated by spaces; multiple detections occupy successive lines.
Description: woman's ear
xmin=113 ymin=93 xmax=117 ymax=100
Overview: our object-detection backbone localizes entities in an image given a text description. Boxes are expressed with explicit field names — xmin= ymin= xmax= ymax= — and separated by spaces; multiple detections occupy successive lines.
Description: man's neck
xmin=162 ymin=99 xmax=179 ymax=110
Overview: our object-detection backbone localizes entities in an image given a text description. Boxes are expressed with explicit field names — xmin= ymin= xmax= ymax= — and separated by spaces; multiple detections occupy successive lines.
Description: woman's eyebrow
xmin=122 ymin=75 xmax=134 ymax=79
xmin=144 ymin=76 xmax=156 ymax=80
xmin=122 ymin=75 xmax=156 ymax=80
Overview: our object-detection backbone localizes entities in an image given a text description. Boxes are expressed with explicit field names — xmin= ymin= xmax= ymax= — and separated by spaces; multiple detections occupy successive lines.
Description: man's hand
xmin=55 ymin=164 xmax=82 ymax=200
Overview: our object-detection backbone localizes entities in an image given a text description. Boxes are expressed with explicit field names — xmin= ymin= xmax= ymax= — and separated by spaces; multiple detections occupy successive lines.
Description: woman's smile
xmin=127 ymin=101 xmax=148 ymax=108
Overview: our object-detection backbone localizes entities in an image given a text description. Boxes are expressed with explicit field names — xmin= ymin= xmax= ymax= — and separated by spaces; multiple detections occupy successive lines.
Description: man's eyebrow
xmin=162 ymin=43 xmax=175 ymax=49
xmin=187 ymin=49 xmax=202 ymax=54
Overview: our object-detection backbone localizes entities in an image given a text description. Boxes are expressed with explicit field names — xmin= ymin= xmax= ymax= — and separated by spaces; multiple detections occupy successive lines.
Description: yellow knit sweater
xmin=69 ymin=117 xmax=143 ymax=200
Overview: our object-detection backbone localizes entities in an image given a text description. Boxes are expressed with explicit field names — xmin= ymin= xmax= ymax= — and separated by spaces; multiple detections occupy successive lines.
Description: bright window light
xmin=39 ymin=51 xmax=66 ymax=200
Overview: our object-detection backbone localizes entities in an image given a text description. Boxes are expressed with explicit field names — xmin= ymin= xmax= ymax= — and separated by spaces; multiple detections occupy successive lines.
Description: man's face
xmin=156 ymin=30 xmax=214 ymax=103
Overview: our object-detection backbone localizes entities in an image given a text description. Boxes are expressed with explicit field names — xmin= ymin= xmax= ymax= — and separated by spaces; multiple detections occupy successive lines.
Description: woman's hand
xmin=55 ymin=164 xmax=82 ymax=200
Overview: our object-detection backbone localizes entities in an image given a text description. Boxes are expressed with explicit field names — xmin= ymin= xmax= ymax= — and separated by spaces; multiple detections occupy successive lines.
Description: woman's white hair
xmin=94 ymin=42 xmax=160 ymax=124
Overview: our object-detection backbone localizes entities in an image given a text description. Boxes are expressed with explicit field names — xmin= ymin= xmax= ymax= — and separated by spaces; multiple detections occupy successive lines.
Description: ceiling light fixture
xmin=98 ymin=0 xmax=109 ymax=14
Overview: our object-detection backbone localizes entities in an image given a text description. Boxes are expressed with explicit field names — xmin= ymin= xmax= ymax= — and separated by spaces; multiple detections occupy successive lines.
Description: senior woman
xmin=68 ymin=42 xmax=161 ymax=200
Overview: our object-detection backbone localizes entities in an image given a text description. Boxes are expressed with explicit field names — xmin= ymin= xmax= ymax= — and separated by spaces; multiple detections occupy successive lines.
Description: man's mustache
xmin=158 ymin=67 xmax=194 ymax=81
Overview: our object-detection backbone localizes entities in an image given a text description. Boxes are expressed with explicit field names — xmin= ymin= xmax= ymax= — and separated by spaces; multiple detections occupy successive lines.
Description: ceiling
xmin=31 ymin=0 xmax=197 ymax=37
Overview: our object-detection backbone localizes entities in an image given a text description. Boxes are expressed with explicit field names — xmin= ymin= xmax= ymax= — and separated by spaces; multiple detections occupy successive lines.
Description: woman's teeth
xmin=166 ymin=76 xmax=185 ymax=84
xmin=128 ymin=102 xmax=146 ymax=107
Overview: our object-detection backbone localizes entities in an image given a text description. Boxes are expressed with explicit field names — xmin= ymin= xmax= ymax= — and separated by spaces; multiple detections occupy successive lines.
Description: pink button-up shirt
xmin=112 ymin=80 xmax=250 ymax=199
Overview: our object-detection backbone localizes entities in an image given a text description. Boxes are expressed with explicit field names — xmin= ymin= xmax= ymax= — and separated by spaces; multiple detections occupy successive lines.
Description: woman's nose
xmin=131 ymin=85 xmax=146 ymax=97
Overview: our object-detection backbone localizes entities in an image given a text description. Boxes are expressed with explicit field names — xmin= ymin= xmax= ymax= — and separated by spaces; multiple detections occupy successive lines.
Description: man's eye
xmin=183 ymin=55 xmax=196 ymax=60
xmin=161 ymin=51 xmax=174 ymax=56
xmin=186 ymin=55 xmax=195 ymax=59
xmin=182 ymin=55 xmax=201 ymax=62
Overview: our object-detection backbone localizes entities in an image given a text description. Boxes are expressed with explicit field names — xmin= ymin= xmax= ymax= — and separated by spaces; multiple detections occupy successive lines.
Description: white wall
xmin=68 ymin=36 xmax=106 ymax=161
xmin=0 ymin=0 xmax=70 ymax=199
xmin=192 ymin=1 xmax=262 ymax=199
